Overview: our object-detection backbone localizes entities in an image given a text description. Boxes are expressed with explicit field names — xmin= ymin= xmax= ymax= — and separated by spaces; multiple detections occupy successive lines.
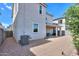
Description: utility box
xmin=19 ymin=35 xmax=30 ymax=46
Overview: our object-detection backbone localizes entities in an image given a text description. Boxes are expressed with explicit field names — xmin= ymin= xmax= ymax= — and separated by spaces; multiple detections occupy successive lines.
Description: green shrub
xmin=65 ymin=5 xmax=79 ymax=50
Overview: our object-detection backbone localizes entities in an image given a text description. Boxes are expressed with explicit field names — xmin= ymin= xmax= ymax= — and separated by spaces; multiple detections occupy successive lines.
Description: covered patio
xmin=46 ymin=23 xmax=62 ymax=37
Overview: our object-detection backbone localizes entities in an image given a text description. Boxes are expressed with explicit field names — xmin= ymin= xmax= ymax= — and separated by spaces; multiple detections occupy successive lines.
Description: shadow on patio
xmin=0 ymin=37 xmax=51 ymax=56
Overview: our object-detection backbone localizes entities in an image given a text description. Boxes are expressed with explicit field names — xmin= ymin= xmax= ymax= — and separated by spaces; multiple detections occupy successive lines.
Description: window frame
xmin=39 ymin=5 xmax=42 ymax=14
xmin=59 ymin=20 xmax=62 ymax=24
xmin=33 ymin=24 xmax=39 ymax=32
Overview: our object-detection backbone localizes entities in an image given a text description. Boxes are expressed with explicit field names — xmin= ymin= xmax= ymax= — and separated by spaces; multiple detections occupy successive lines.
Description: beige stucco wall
xmin=46 ymin=13 xmax=54 ymax=34
xmin=46 ymin=14 xmax=53 ymax=24
xmin=46 ymin=26 xmax=54 ymax=35
xmin=59 ymin=18 xmax=65 ymax=30
xmin=13 ymin=3 xmax=46 ymax=42
xmin=53 ymin=18 xmax=66 ymax=31
xmin=13 ymin=3 xmax=18 ymax=23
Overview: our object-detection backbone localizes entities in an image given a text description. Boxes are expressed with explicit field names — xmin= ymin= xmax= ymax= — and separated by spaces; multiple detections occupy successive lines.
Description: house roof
xmin=46 ymin=12 xmax=53 ymax=17
xmin=40 ymin=3 xmax=47 ymax=8
xmin=53 ymin=17 xmax=65 ymax=21
xmin=46 ymin=22 xmax=62 ymax=27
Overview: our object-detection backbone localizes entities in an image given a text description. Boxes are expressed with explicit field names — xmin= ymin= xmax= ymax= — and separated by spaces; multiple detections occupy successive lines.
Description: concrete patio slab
xmin=30 ymin=35 xmax=77 ymax=56
xmin=0 ymin=35 xmax=77 ymax=56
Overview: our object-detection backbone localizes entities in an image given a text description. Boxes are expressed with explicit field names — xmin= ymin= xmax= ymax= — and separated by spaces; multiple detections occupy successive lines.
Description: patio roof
xmin=53 ymin=17 xmax=65 ymax=21
xmin=46 ymin=23 xmax=62 ymax=28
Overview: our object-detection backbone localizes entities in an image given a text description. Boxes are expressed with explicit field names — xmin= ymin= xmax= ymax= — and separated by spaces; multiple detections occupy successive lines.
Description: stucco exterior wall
xmin=46 ymin=28 xmax=53 ymax=35
xmin=53 ymin=18 xmax=66 ymax=31
xmin=46 ymin=14 xmax=53 ymax=24
xmin=53 ymin=20 xmax=58 ymax=24
xmin=60 ymin=18 xmax=65 ymax=30
xmin=13 ymin=3 xmax=46 ymax=42
xmin=46 ymin=13 xmax=54 ymax=35
xmin=13 ymin=3 xmax=18 ymax=23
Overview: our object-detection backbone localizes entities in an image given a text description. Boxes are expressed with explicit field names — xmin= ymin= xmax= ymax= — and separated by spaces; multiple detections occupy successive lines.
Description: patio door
xmin=52 ymin=29 xmax=56 ymax=36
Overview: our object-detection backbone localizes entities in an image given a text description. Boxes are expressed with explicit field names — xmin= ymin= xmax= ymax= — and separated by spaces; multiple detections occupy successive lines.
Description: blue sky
xmin=47 ymin=3 xmax=73 ymax=18
xmin=0 ymin=3 xmax=12 ymax=28
xmin=0 ymin=3 xmax=73 ymax=28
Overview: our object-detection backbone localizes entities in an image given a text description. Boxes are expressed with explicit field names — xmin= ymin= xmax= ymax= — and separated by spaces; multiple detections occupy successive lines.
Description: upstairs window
xmin=33 ymin=24 xmax=38 ymax=32
xmin=59 ymin=20 xmax=62 ymax=24
xmin=46 ymin=17 xmax=47 ymax=24
xmin=39 ymin=5 xmax=42 ymax=14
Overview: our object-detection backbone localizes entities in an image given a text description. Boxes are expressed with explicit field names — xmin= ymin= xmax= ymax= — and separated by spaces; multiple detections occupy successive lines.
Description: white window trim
xmin=32 ymin=23 xmax=39 ymax=33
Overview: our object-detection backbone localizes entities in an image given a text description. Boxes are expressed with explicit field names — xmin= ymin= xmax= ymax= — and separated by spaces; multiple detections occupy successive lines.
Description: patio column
xmin=56 ymin=27 xmax=58 ymax=36
xmin=60 ymin=27 xmax=62 ymax=36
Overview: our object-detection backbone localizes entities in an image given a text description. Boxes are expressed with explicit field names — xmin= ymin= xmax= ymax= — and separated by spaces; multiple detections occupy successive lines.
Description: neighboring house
xmin=12 ymin=3 xmax=66 ymax=42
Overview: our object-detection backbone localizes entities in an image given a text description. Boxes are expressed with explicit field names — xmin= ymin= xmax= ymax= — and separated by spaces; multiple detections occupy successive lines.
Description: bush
xmin=65 ymin=5 xmax=79 ymax=52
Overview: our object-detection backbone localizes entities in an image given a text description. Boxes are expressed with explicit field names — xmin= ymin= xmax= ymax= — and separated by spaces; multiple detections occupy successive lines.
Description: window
xmin=46 ymin=17 xmax=47 ymax=20
xmin=59 ymin=20 xmax=62 ymax=24
xmin=46 ymin=17 xmax=47 ymax=24
xmin=39 ymin=5 xmax=42 ymax=14
xmin=33 ymin=24 xmax=38 ymax=32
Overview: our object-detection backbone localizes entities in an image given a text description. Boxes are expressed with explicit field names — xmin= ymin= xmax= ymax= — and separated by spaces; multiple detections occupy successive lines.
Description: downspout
xmin=11 ymin=3 xmax=14 ymax=19
xmin=23 ymin=4 xmax=26 ymax=35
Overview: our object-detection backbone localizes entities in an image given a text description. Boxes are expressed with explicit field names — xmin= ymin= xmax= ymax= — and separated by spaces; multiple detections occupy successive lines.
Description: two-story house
xmin=12 ymin=3 xmax=47 ymax=42
xmin=12 ymin=3 xmax=66 ymax=42
xmin=46 ymin=13 xmax=65 ymax=37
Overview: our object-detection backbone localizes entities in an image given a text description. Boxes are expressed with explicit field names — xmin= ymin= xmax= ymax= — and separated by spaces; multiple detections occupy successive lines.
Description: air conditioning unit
xmin=19 ymin=35 xmax=31 ymax=46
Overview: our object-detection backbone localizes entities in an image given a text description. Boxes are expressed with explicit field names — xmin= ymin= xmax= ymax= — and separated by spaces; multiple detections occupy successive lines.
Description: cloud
xmin=6 ymin=5 xmax=12 ymax=10
xmin=3 ymin=3 xmax=12 ymax=10
xmin=1 ymin=22 xmax=9 ymax=28
xmin=1 ymin=8 xmax=4 ymax=10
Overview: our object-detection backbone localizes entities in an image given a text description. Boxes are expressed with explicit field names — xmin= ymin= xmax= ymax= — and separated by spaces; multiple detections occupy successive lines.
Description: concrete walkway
xmin=0 ymin=35 xmax=77 ymax=56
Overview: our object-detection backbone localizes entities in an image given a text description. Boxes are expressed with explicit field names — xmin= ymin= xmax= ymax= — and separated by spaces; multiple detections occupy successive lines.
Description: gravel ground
xmin=0 ymin=35 xmax=77 ymax=56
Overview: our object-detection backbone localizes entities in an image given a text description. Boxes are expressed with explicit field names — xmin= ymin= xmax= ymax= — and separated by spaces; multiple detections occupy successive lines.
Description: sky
xmin=0 ymin=3 xmax=12 ymax=28
xmin=0 ymin=3 xmax=73 ymax=28
xmin=47 ymin=3 xmax=73 ymax=18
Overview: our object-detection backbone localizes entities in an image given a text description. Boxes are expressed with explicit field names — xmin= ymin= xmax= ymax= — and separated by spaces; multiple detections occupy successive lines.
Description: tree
xmin=65 ymin=5 xmax=79 ymax=51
